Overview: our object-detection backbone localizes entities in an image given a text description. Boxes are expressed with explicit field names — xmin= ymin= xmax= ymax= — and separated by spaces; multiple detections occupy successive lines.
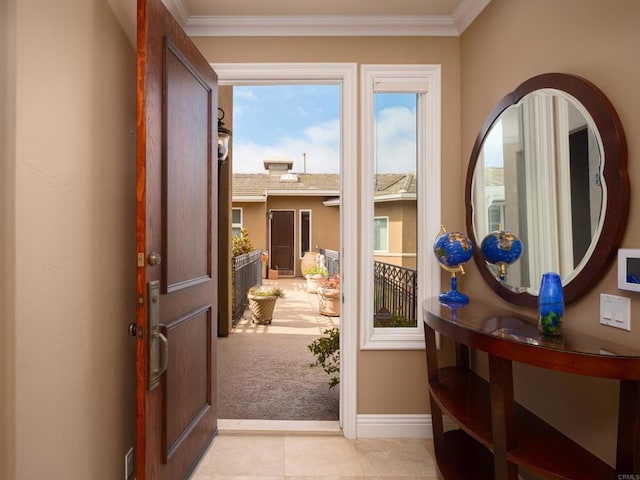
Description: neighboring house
xmin=232 ymin=159 xmax=417 ymax=275
xmin=373 ymin=173 xmax=417 ymax=270
xmin=233 ymin=159 xmax=340 ymax=276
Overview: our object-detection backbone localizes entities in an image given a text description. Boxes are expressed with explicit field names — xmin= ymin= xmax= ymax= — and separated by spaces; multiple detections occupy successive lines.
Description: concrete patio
xmin=234 ymin=277 xmax=340 ymax=335
xmin=217 ymin=277 xmax=341 ymax=423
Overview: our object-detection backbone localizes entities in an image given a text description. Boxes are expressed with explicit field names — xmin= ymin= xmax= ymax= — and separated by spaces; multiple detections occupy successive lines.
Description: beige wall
xmin=4 ymin=0 xmax=137 ymax=478
xmin=199 ymin=35 xmax=461 ymax=415
xmin=460 ymin=0 xmax=640 ymax=466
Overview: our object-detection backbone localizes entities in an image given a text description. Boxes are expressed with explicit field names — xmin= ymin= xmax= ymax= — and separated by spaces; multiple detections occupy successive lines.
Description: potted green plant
xmin=247 ymin=285 xmax=284 ymax=325
xmin=317 ymin=273 xmax=340 ymax=316
xmin=302 ymin=264 xmax=328 ymax=293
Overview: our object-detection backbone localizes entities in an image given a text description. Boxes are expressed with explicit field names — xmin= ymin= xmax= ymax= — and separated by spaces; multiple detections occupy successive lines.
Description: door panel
xmin=164 ymin=39 xmax=211 ymax=292
xmin=136 ymin=0 xmax=218 ymax=478
xmin=270 ymin=211 xmax=295 ymax=275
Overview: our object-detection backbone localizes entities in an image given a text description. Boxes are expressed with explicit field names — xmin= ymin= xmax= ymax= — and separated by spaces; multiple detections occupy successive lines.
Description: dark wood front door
xmin=270 ymin=210 xmax=295 ymax=276
xmin=135 ymin=0 xmax=218 ymax=478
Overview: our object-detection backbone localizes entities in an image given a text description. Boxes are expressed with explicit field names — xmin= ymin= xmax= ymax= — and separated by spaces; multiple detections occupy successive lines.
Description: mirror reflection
xmin=472 ymin=89 xmax=604 ymax=294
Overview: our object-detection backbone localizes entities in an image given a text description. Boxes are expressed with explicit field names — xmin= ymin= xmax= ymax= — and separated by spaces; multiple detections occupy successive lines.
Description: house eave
xmin=232 ymin=195 xmax=267 ymax=203
xmin=266 ymin=189 xmax=340 ymax=197
xmin=374 ymin=193 xmax=417 ymax=202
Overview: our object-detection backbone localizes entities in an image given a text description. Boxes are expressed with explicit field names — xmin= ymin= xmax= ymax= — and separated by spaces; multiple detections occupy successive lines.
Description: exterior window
xmin=300 ymin=210 xmax=311 ymax=257
xmin=488 ymin=200 xmax=505 ymax=232
xmin=232 ymin=208 xmax=242 ymax=238
xmin=373 ymin=217 xmax=388 ymax=252
xmin=361 ymin=64 xmax=442 ymax=349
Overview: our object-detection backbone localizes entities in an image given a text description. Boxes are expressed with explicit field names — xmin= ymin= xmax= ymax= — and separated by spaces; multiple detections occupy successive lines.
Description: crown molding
xmin=453 ymin=0 xmax=491 ymax=33
xmin=163 ymin=0 xmax=491 ymax=37
xmin=162 ymin=0 xmax=189 ymax=26
xmin=185 ymin=15 xmax=459 ymax=37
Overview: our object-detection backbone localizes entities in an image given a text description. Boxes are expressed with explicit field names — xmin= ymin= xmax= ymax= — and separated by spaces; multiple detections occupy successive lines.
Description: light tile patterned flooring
xmin=191 ymin=433 xmax=441 ymax=479
xmin=197 ymin=278 xmax=440 ymax=479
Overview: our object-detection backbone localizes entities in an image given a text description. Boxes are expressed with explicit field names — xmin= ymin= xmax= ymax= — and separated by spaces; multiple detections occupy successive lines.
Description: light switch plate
xmin=600 ymin=294 xmax=631 ymax=331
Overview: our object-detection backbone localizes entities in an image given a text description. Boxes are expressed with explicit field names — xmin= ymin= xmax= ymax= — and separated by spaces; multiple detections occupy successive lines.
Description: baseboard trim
xmin=356 ymin=414 xmax=456 ymax=438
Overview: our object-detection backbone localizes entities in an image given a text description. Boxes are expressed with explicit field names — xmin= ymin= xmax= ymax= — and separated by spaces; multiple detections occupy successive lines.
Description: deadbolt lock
xmin=148 ymin=252 xmax=162 ymax=266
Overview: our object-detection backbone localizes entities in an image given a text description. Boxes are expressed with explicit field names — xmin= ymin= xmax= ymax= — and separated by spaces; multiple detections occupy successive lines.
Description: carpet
xmin=217 ymin=331 xmax=339 ymax=421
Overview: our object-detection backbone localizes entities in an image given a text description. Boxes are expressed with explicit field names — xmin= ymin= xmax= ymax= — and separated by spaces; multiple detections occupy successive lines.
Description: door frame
xmin=268 ymin=209 xmax=296 ymax=276
xmin=213 ymin=62 xmax=358 ymax=438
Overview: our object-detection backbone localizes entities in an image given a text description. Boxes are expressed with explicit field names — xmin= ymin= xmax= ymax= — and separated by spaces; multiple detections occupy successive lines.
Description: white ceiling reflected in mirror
xmin=466 ymin=73 xmax=629 ymax=308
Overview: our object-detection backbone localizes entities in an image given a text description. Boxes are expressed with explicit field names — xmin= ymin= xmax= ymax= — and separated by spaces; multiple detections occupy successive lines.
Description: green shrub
xmin=232 ymin=227 xmax=253 ymax=257
xmin=308 ymin=328 xmax=340 ymax=389
xmin=303 ymin=264 xmax=328 ymax=276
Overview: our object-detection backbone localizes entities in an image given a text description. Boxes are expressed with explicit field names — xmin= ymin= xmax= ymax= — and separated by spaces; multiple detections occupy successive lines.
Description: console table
xmin=423 ymin=298 xmax=640 ymax=480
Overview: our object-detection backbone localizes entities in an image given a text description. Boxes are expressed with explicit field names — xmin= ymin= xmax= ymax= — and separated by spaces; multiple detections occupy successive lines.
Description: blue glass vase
xmin=537 ymin=272 xmax=564 ymax=335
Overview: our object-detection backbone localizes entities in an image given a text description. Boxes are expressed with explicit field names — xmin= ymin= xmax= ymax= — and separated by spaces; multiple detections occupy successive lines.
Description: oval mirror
xmin=465 ymin=73 xmax=629 ymax=307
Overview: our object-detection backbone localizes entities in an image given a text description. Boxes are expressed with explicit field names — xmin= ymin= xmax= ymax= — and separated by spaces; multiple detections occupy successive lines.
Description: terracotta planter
xmin=247 ymin=294 xmax=279 ymax=324
xmin=317 ymin=286 xmax=340 ymax=317
xmin=305 ymin=274 xmax=327 ymax=294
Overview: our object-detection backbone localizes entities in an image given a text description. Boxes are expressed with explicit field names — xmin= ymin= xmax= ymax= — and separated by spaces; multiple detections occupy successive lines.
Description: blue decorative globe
xmin=480 ymin=231 xmax=523 ymax=265
xmin=434 ymin=231 xmax=474 ymax=270
xmin=480 ymin=230 xmax=523 ymax=282
xmin=433 ymin=228 xmax=474 ymax=305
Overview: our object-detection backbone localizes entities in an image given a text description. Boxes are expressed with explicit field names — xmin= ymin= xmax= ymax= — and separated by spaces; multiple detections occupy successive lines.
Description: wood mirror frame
xmin=465 ymin=73 xmax=629 ymax=307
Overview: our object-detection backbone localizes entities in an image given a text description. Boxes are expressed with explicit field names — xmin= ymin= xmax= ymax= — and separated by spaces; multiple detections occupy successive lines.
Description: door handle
xmin=147 ymin=281 xmax=169 ymax=390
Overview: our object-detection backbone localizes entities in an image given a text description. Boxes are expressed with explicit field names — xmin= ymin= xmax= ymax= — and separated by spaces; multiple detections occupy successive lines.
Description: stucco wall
xmin=460 ymin=0 xmax=640 ymax=467
xmin=196 ymin=35 xmax=461 ymax=415
xmin=6 ymin=0 xmax=137 ymax=477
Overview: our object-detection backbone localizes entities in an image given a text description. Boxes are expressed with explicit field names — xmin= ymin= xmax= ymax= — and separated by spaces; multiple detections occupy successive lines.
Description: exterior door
xmin=135 ymin=0 xmax=218 ymax=478
xmin=270 ymin=210 xmax=295 ymax=275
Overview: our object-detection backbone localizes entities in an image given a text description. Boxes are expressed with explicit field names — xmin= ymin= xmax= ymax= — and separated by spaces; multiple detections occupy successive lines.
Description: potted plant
xmin=302 ymin=264 xmax=328 ymax=293
xmin=317 ymin=273 xmax=340 ymax=316
xmin=247 ymin=285 xmax=284 ymax=325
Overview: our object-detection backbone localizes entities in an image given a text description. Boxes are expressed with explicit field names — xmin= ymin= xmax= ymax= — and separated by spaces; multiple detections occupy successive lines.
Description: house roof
xmin=233 ymin=173 xmax=340 ymax=200
xmin=232 ymin=172 xmax=417 ymax=201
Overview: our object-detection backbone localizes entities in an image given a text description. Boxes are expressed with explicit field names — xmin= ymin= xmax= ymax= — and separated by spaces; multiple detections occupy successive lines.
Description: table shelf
xmin=423 ymin=298 xmax=640 ymax=480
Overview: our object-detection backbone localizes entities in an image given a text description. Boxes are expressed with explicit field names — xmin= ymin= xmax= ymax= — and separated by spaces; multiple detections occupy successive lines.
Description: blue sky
xmin=232 ymin=85 xmax=417 ymax=174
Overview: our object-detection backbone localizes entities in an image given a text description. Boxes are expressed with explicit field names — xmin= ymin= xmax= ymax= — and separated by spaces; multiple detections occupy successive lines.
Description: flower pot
xmin=305 ymin=274 xmax=326 ymax=294
xmin=317 ymin=286 xmax=340 ymax=317
xmin=247 ymin=294 xmax=279 ymax=324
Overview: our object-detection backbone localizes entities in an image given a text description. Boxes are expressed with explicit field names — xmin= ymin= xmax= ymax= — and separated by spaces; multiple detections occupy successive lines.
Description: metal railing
xmin=232 ymin=249 xmax=263 ymax=326
xmin=373 ymin=261 xmax=417 ymax=327
xmin=319 ymin=248 xmax=340 ymax=276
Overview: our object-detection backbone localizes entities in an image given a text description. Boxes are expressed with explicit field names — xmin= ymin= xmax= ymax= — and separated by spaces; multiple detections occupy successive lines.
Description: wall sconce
xmin=217 ymin=107 xmax=232 ymax=164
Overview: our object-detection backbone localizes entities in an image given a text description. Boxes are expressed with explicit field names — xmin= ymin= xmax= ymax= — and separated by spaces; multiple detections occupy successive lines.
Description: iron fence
xmin=319 ymin=248 xmax=340 ymax=276
xmin=232 ymin=249 xmax=263 ymax=326
xmin=373 ymin=261 xmax=417 ymax=327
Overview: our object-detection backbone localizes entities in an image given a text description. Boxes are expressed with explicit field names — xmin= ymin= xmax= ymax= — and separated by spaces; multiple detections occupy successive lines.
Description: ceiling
xmin=162 ymin=0 xmax=491 ymax=37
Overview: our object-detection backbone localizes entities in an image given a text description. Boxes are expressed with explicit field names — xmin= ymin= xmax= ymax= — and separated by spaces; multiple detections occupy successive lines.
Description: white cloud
xmin=375 ymin=106 xmax=417 ymax=174
xmin=233 ymin=118 xmax=340 ymax=173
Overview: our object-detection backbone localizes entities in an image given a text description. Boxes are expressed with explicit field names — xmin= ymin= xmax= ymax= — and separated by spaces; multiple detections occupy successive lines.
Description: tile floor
xmin=191 ymin=432 xmax=440 ymax=479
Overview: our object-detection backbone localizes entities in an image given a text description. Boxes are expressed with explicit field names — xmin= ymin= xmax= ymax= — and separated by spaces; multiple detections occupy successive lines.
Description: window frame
xmin=373 ymin=216 xmax=389 ymax=253
xmin=231 ymin=207 xmax=243 ymax=238
xmin=299 ymin=209 xmax=312 ymax=258
xmin=360 ymin=64 xmax=442 ymax=350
